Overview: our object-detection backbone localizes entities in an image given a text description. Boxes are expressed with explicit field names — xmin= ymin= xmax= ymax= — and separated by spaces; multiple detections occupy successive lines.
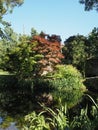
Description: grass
xmin=0 ymin=70 xmax=10 ymax=75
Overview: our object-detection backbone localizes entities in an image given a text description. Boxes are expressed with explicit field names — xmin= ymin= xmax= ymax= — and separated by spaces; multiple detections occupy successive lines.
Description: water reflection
xmin=0 ymin=117 xmax=3 ymax=124
xmin=0 ymin=117 xmax=18 ymax=130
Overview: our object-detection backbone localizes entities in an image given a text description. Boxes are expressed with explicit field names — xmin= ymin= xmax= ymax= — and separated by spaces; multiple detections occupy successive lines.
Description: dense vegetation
xmin=0 ymin=26 xmax=98 ymax=130
xmin=0 ymin=0 xmax=98 ymax=130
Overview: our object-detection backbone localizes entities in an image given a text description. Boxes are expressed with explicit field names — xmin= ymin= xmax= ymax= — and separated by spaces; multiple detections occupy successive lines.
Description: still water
xmin=0 ymin=117 xmax=18 ymax=130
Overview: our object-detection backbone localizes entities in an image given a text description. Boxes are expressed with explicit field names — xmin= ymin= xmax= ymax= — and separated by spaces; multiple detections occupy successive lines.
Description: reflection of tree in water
xmin=0 ymin=117 xmax=17 ymax=130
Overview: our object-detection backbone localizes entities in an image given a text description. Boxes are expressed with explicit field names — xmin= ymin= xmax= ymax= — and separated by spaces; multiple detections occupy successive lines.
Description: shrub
xmin=46 ymin=65 xmax=86 ymax=108
xmin=23 ymin=111 xmax=50 ymax=130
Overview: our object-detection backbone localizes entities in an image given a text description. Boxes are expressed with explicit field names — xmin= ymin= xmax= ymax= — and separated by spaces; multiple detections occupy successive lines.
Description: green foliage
xmin=46 ymin=65 xmax=86 ymax=108
xmin=43 ymin=104 xmax=69 ymax=130
xmin=70 ymin=107 xmax=92 ymax=130
xmin=63 ymin=35 xmax=88 ymax=75
xmin=0 ymin=24 xmax=98 ymax=130
xmin=0 ymin=0 xmax=24 ymax=39
xmin=23 ymin=111 xmax=50 ymax=130
xmin=63 ymin=29 xmax=98 ymax=78
xmin=87 ymin=27 xmax=98 ymax=59
xmin=1 ymin=35 xmax=43 ymax=79
xmin=0 ymin=26 xmax=20 ymax=72
xmin=31 ymin=28 xmax=38 ymax=37
xmin=79 ymin=0 xmax=98 ymax=11
xmin=70 ymin=95 xmax=98 ymax=130
xmin=91 ymin=105 xmax=98 ymax=130
xmin=0 ymin=0 xmax=23 ymax=17
xmin=23 ymin=104 xmax=68 ymax=130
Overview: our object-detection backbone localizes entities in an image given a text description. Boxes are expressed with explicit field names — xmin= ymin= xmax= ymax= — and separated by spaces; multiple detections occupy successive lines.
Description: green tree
xmin=79 ymin=0 xmax=98 ymax=11
xmin=87 ymin=27 xmax=98 ymax=59
xmin=30 ymin=27 xmax=38 ymax=37
xmin=0 ymin=26 xmax=19 ymax=69
xmin=0 ymin=0 xmax=24 ymax=38
xmin=1 ymin=34 xmax=43 ymax=79
xmin=0 ymin=0 xmax=24 ymax=18
xmin=62 ymin=35 xmax=88 ymax=75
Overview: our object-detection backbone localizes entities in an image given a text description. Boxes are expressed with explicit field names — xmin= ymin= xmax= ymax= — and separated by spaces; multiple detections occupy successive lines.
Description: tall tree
xmin=0 ymin=0 xmax=24 ymax=38
xmin=0 ymin=26 xmax=19 ymax=69
xmin=87 ymin=27 xmax=98 ymax=59
xmin=0 ymin=0 xmax=24 ymax=18
xmin=79 ymin=0 xmax=98 ymax=11
xmin=62 ymin=35 xmax=88 ymax=75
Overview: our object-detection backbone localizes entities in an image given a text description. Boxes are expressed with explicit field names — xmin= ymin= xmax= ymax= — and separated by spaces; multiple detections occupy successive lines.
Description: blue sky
xmin=3 ymin=0 xmax=98 ymax=42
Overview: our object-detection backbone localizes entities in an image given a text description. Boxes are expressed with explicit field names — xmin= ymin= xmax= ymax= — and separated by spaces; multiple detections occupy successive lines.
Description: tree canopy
xmin=31 ymin=32 xmax=64 ymax=76
xmin=0 ymin=0 xmax=24 ymax=38
xmin=0 ymin=0 xmax=24 ymax=18
xmin=79 ymin=0 xmax=98 ymax=11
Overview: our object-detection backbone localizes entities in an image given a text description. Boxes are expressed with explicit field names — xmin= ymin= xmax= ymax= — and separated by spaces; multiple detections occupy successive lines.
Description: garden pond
xmin=0 ymin=116 xmax=18 ymax=130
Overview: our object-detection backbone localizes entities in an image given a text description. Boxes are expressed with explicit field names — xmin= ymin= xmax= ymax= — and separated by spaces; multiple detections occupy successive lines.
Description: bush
xmin=46 ymin=65 xmax=87 ymax=108
xmin=23 ymin=111 xmax=50 ymax=130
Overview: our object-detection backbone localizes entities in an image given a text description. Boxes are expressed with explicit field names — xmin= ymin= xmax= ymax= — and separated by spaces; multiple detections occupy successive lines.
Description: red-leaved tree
xmin=30 ymin=32 xmax=64 ymax=76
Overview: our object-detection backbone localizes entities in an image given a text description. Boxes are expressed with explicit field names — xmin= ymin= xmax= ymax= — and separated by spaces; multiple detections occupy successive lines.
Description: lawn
xmin=0 ymin=70 xmax=10 ymax=75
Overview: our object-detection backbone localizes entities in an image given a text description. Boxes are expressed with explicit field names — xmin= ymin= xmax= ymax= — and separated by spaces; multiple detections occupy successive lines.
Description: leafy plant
xmin=70 ymin=107 xmax=92 ymax=130
xmin=46 ymin=65 xmax=86 ymax=108
xmin=69 ymin=94 xmax=98 ymax=130
xmin=63 ymin=35 xmax=88 ymax=75
xmin=42 ymin=104 xmax=69 ymax=130
xmin=23 ymin=103 xmax=69 ymax=130
xmin=86 ymin=94 xmax=98 ymax=130
xmin=23 ymin=111 xmax=50 ymax=130
xmin=1 ymin=35 xmax=43 ymax=79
